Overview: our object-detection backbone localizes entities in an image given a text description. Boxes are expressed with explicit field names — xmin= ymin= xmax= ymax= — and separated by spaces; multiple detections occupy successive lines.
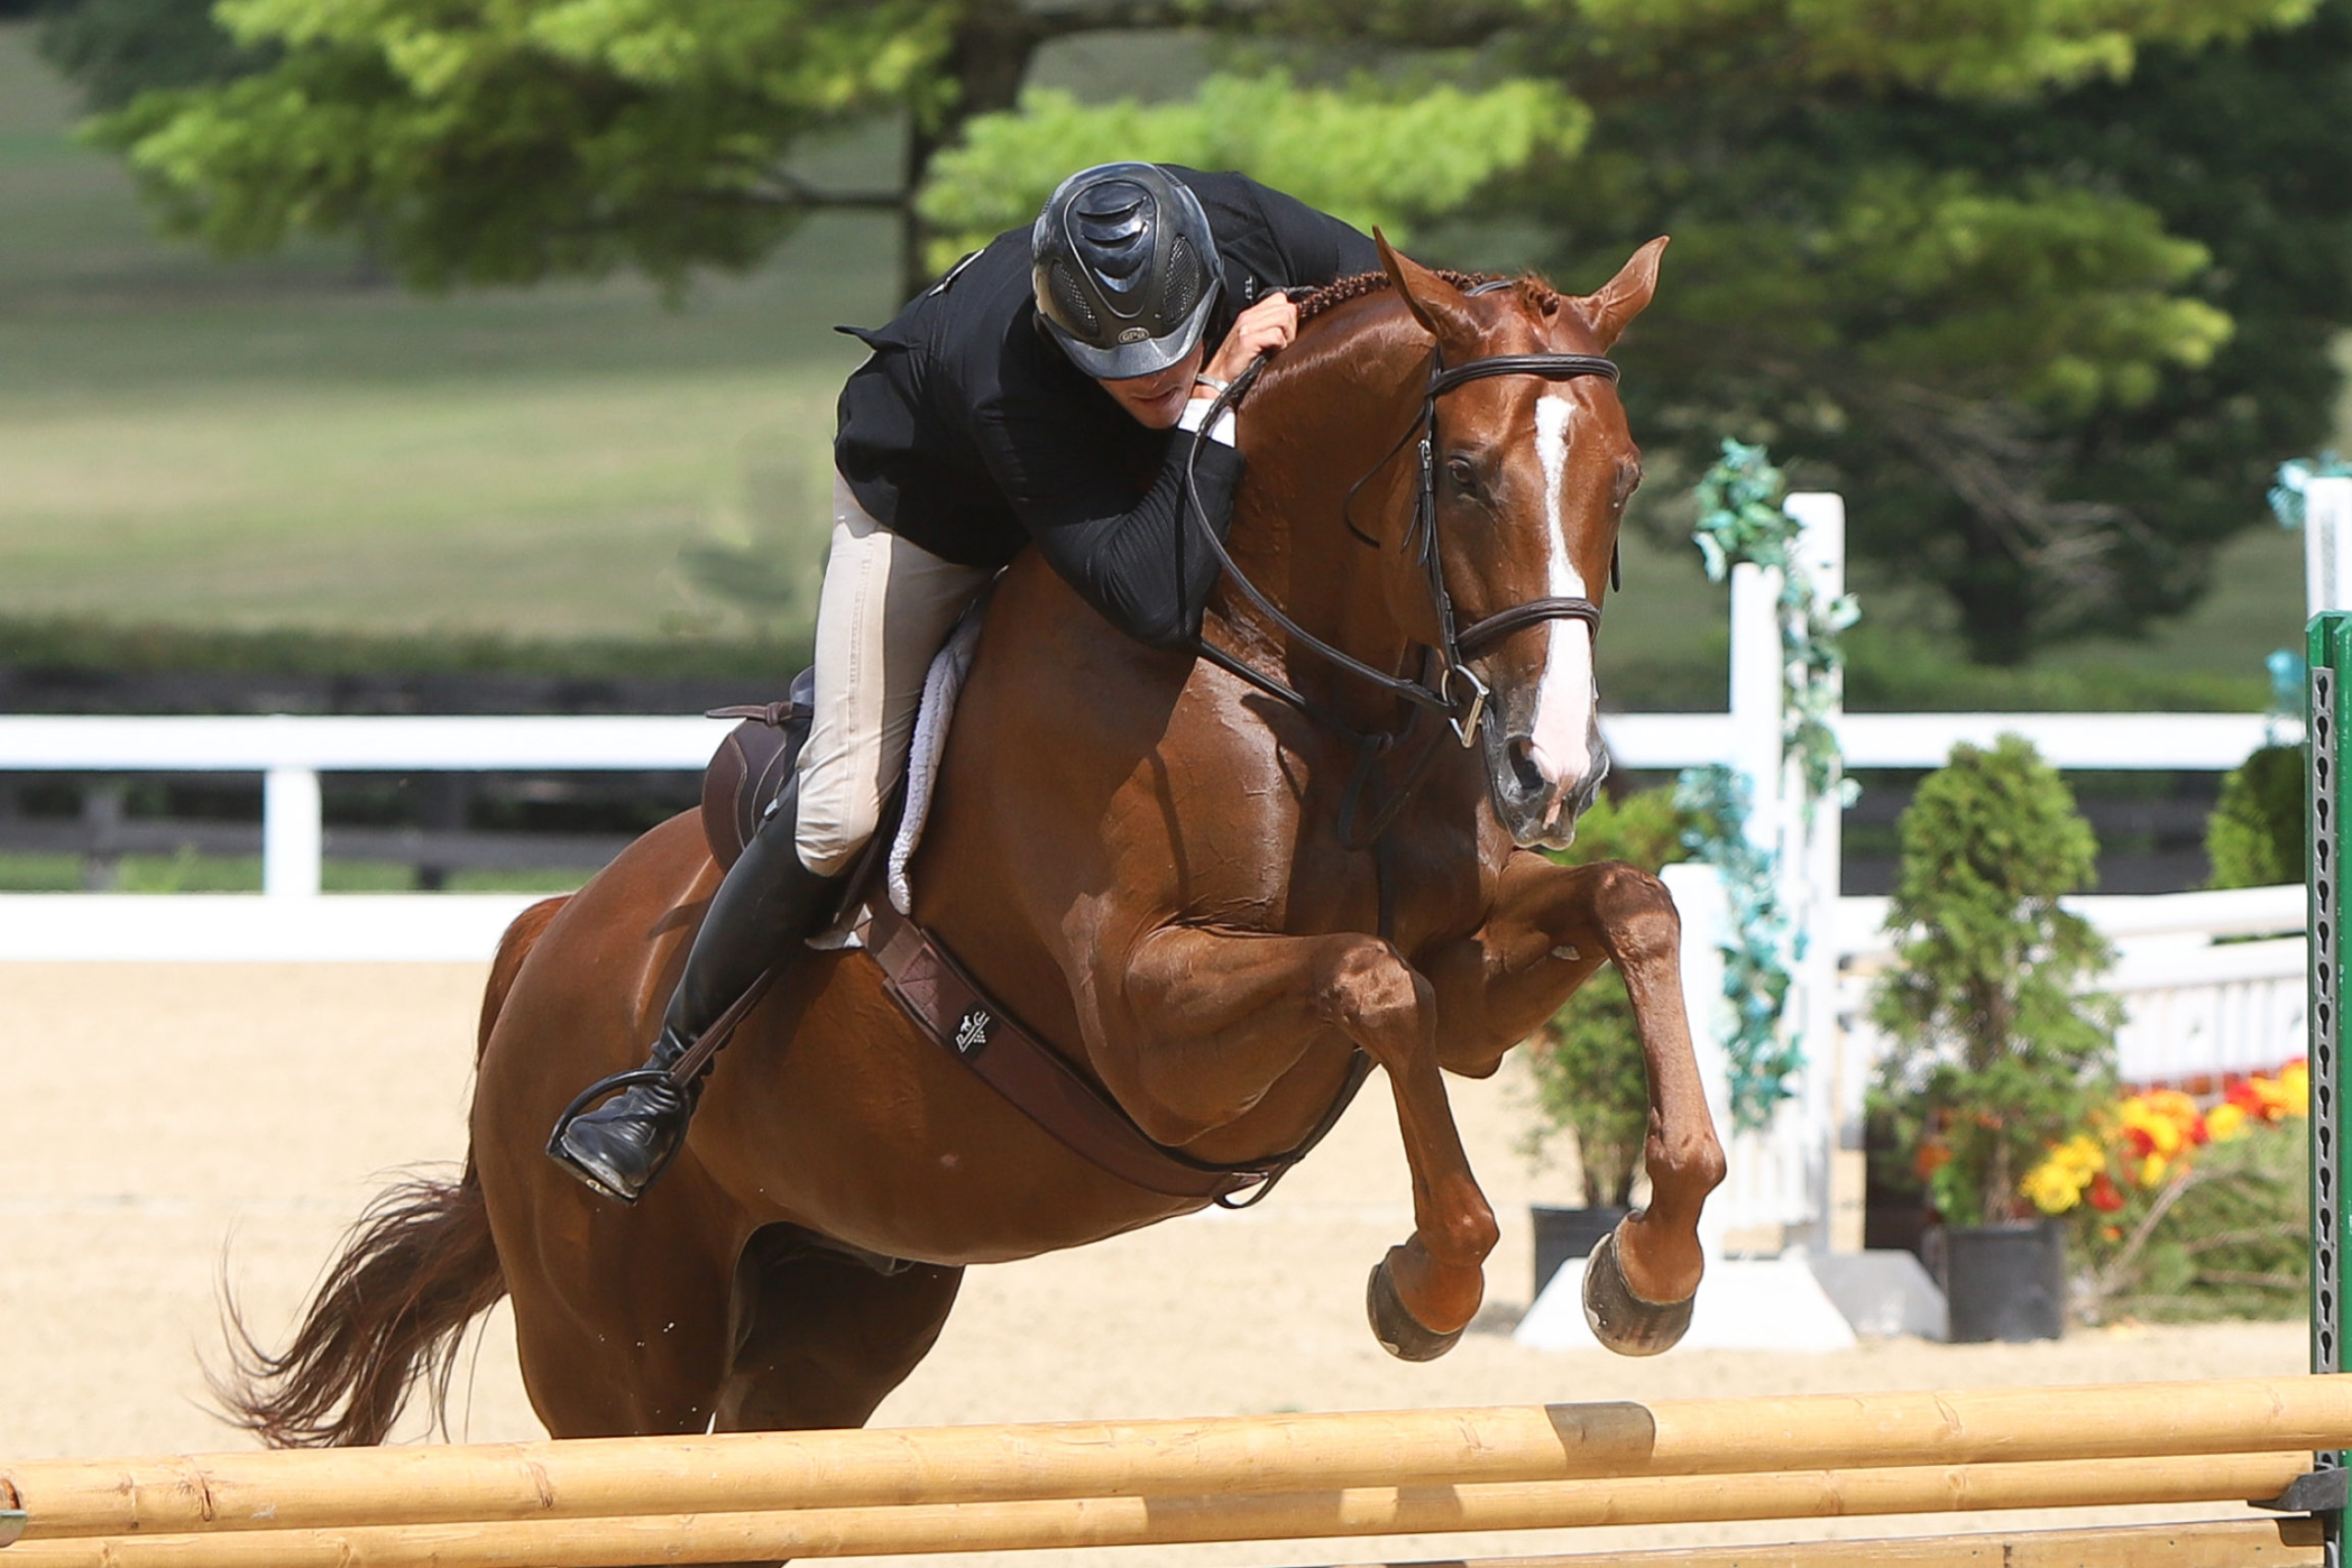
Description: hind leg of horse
xmin=717 ymin=1227 xmax=964 ymax=1432
xmin=493 ymin=1195 xmax=774 ymax=1568
xmin=1421 ymin=852 xmax=1725 ymax=1343
xmin=495 ymin=1177 xmax=743 ymax=1440
xmin=1119 ymin=927 xmax=1495 ymax=1354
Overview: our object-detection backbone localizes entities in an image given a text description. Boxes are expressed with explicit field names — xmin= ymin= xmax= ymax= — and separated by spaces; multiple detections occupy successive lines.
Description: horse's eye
xmin=1444 ymin=454 xmax=1481 ymax=496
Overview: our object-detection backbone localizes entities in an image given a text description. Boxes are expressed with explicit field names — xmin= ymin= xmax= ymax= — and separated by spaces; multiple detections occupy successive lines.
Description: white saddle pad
xmin=810 ymin=608 xmax=983 ymax=950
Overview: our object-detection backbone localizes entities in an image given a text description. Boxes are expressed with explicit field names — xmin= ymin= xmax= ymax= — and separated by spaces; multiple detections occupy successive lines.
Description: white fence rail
xmin=0 ymin=715 xmax=716 ymax=909
xmin=1605 ymin=711 xmax=2272 ymax=773
xmin=1834 ymin=883 xmax=2308 ymax=1089
xmin=0 ymin=708 xmax=2274 ymax=908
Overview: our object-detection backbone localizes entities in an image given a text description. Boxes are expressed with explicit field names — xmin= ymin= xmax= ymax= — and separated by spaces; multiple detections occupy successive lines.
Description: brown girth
xmin=862 ymin=900 xmax=1369 ymax=1207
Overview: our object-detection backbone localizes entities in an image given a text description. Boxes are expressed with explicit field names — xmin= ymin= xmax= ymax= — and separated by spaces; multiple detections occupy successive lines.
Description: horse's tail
xmin=214 ymin=895 xmax=570 ymax=1448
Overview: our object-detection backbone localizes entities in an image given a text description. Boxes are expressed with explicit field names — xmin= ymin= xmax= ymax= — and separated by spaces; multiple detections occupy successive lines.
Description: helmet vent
xmin=1047 ymin=264 xmax=1100 ymax=337
xmin=1165 ymin=236 xmax=1202 ymax=321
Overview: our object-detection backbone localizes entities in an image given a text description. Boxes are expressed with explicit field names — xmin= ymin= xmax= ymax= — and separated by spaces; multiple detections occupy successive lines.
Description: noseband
xmin=1184 ymin=341 xmax=1621 ymax=748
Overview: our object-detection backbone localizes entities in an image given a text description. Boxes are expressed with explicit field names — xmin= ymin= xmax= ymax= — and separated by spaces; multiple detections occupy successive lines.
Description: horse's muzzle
xmin=1483 ymin=724 xmax=1610 ymax=850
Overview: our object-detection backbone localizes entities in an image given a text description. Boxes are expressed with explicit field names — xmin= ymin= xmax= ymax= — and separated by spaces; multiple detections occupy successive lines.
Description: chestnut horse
xmin=225 ymin=240 xmax=1724 ymax=1491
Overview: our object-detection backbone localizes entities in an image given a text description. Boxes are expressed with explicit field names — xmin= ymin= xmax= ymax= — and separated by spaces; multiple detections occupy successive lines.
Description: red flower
xmin=2123 ymin=1125 xmax=2157 ymax=1157
xmin=2088 ymin=1172 xmax=2126 ymax=1213
xmin=2188 ymin=1115 xmax=2211 ymax=1146
xmin=1916 ymin=1143 xmax=1953 ymax=1179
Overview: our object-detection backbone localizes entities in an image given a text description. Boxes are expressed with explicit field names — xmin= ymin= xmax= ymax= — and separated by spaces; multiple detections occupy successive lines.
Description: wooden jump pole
xmin=0 ymin=1452 xmax=2313 ymax=1568
xmin=1317 ymin=1517 xmax=2324 ymax=1567
xmin=6 ymin=1375 xmax=2350 ymax=1541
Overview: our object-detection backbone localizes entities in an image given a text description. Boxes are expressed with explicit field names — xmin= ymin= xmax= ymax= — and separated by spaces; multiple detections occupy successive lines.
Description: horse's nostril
xmin=1508 ymin=737 xmax=1549 ymax=795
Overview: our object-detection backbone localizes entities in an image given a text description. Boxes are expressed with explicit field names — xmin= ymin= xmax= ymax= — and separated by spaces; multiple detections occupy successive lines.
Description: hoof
xmin=1365 ymin=1257 xmax=1466 ymax=1362
xmin=1582 ymin=1225 xmax=1693 ymax=1357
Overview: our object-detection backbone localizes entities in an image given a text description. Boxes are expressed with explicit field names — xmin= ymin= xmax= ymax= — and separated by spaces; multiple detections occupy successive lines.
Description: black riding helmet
xmin=1032 ymin=163 xmax=1223 ymax=381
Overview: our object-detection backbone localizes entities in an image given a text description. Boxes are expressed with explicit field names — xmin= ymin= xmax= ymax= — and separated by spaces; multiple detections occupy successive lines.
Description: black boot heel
xmin=547 ymin=1067 xmax=695 ymax=1204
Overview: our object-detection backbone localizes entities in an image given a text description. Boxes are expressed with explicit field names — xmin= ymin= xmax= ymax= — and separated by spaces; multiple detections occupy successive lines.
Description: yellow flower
xmin=2021 ymin=1163 xmax=2083 ymax=1214
xmin=2206 ymin=1102 xmax=2248 ymax=1142
xmin=2279 ymin=1062 xmax=2311 ymax=1118
xmin=2138 ymin=1153 xmax=2170 ymax=1188
xmin=2120 ymin=1097 xmax=2187 ymax=1157
xmin=2021 ymin=1134 xmax=2109 ymax=1214
xmin=2052 ymin=1133 xmax=2104 ymax=1174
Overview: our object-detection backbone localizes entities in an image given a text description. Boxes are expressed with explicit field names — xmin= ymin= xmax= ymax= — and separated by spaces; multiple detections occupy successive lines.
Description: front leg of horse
xmin=1123 ymin=928 xmax=1498 ymax=1360
xmin=1428 ymin=855 xmax=1725 ymax=1355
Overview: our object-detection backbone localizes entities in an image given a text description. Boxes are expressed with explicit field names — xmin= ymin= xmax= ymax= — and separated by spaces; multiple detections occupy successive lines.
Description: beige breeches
xmin=793 ymin=473 xmax=994 ymax=875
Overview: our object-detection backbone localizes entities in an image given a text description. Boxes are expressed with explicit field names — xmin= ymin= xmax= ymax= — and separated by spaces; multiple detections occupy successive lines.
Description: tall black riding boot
xmin=548 ymin=784 xmax=840 ymax=1203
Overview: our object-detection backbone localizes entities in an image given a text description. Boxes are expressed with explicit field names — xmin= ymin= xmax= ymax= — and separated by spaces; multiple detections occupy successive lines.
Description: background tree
xmin=49 ymin=0 xmax=2352 ymax=656
xmin=63 ymin=0 xmax=1571 ymax=301
xmin=1504 ymin=0 xmax=2352 ymax=661
xmin=37 ymin=0 xmax=258 ymax=110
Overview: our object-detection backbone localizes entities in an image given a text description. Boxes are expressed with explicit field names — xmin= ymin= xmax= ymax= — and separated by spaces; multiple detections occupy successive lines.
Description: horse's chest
xmin=1144 ymin=743 xmax=1485 ymax=941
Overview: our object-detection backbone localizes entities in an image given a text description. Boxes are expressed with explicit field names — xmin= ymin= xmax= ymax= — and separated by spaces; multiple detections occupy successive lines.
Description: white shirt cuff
xmin=1179 ymin=395 xmax=1238 ymax=447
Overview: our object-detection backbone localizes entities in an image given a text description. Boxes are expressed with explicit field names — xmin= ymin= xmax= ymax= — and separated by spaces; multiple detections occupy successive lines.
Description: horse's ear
xmin=1375 ymin=228 xmax=1480 ymax=351
xmin=1569 ymin=236 xmax=1669 ymax=351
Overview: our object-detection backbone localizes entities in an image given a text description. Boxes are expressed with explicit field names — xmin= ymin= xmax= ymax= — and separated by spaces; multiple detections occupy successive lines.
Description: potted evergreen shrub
xmin=1525 ymin=784 xmax=1688 ymax=1299
xmin=1869 ymin=735 xmax=2119 ymax=1341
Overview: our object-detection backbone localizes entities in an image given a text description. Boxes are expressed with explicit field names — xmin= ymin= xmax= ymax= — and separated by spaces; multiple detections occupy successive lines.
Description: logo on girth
xmin=954 ymin=1006 xmax=994 ymax=1056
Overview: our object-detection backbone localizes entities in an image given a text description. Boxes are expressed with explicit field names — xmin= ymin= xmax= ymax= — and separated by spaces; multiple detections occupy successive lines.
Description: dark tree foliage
xmin=1523 ymin=3 xmax=2352 ymax=662
xmin=36 ymin=0 xmax=263 ymax=112
xmin=1861 ymin=10 xmax=2352 ymax=660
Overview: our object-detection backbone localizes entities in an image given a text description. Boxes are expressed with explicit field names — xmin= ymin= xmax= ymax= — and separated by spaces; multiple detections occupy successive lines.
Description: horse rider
xmin=549 ymin=163 xmax=1379 ymax=1203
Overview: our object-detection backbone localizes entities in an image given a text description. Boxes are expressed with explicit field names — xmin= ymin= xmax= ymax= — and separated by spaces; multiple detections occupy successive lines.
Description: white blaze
xmin=1529 ymin=393 xmax=1596 ymax=807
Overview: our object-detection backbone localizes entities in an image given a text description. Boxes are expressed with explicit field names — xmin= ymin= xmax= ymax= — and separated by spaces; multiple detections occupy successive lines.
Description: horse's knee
xmin=1313 ymin=938 xmax=1430 ymax=1053
xmin=1589 ymin=863 xmax=1679 ymax=965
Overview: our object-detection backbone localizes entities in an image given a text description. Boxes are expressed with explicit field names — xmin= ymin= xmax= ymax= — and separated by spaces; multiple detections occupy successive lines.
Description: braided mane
xmin=1294 ymin=268 xmax=1562 ymax=324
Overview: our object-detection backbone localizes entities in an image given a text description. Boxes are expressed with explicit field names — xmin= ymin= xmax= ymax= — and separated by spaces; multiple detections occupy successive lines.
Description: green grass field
xmin=0 ymin=20 xmax=2325 ymax=704
xmin=0 ymin=23 xmax=888 ymax=645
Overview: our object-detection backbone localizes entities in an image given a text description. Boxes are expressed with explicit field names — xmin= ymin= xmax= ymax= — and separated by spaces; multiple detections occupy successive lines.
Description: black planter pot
xmin=1532 ymin=1204 xmax=1631 ymax=1300
xmin=1933 ymin=1219 xmax=2067 ymax=1343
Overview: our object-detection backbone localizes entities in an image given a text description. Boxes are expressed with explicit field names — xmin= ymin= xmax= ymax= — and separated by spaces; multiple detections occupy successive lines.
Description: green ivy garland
xmin=1676 ymin=439 xmax=1858 ymax=1132
xmin=1673 ymin=764 xmax=1802 ymax=1132
xmin=1690 ymin=439 xmax=1860 ymax=809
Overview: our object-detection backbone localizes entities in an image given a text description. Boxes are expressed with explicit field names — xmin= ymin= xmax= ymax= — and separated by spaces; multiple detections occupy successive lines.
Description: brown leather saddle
xmin=699 ymin=667 xmax=815 ymax=872
xmin=691 ymin=679 xmax=1366 ymax=1208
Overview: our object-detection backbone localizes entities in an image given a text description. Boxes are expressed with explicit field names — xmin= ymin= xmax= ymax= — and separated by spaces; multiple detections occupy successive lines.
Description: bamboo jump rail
xmin=1319 ymin=1517 xmax=2325 ymax=1567
xmin=6 ymin=1374 xmax=2346 ymax=1541
xmin=0 ymin=1452 xmax=2315 ymax=1568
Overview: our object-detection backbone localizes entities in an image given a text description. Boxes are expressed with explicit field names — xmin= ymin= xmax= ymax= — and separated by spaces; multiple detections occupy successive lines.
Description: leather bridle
xmin=1184 ymin=340 xmax=1622 ymax=750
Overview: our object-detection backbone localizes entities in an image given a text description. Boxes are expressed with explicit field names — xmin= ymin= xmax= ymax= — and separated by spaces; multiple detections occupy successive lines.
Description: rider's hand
xmin=1201 ymin=294 xmax=1298 ymax=388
